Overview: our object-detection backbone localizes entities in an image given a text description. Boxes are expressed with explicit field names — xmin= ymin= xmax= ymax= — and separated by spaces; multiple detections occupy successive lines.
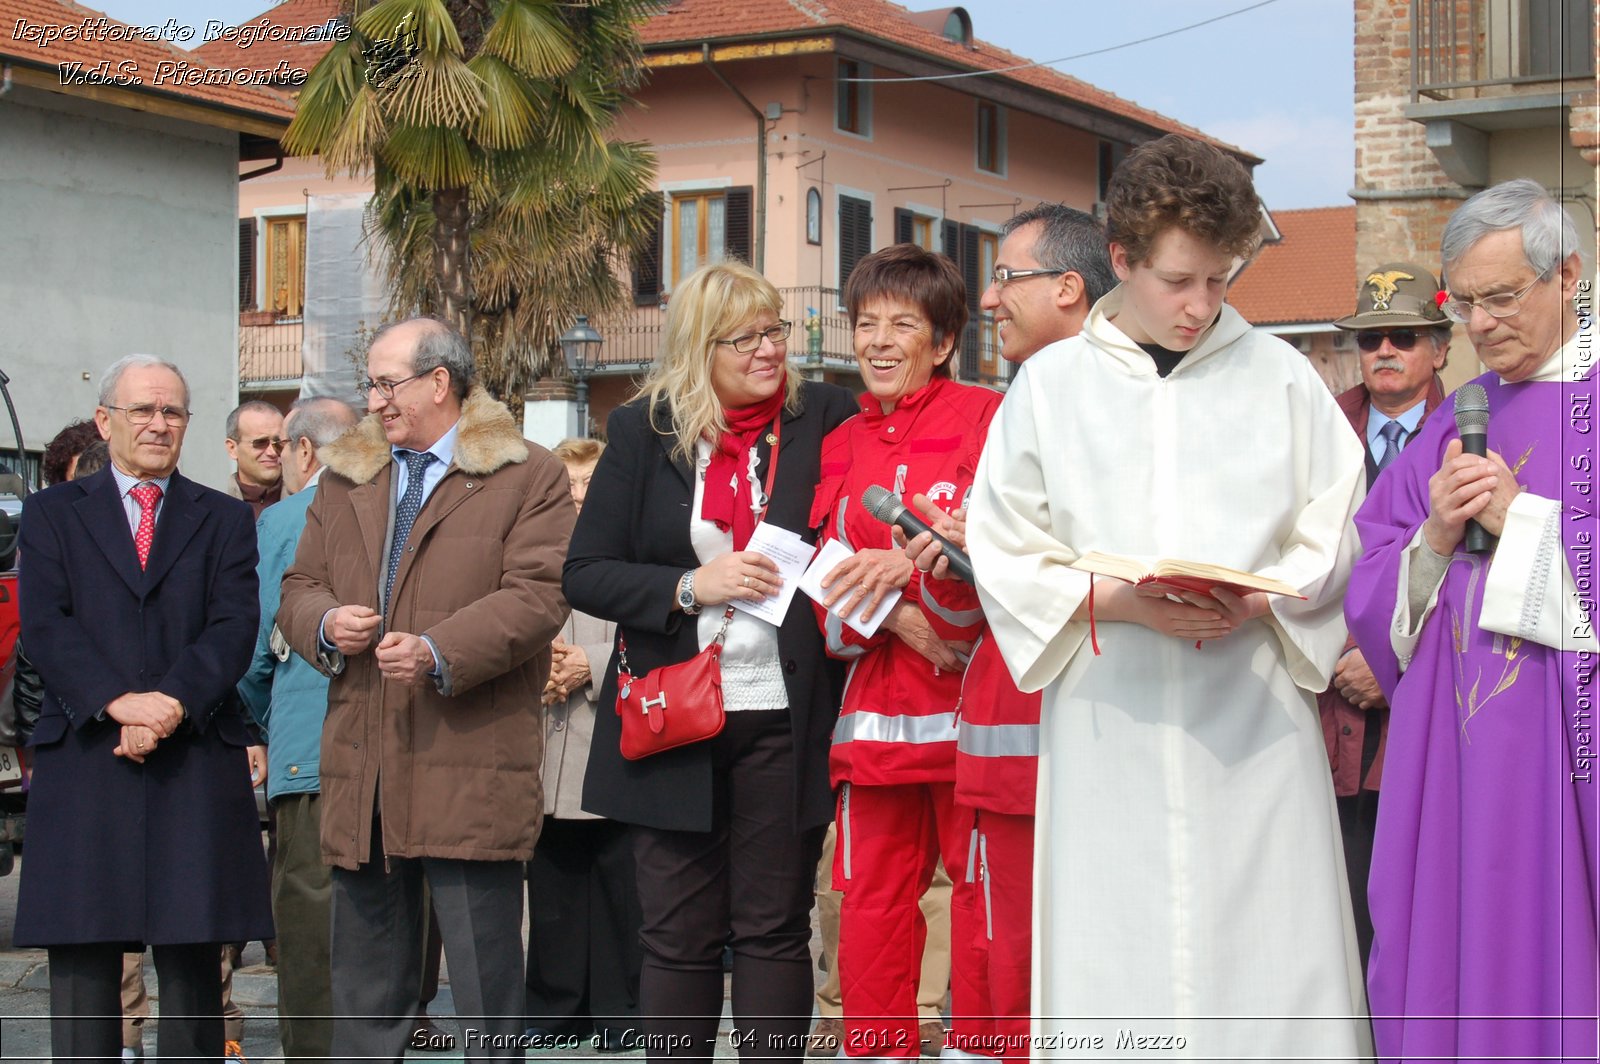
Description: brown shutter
xmin=958 ymin=224 xmax=982 ymax=379
xmin=632 ymin=193 xmax=664 ymax=306
xmin=723 ymin=186 xmax=753 ymax=263
xmin=238 ymin=218 xmax=255 ymax=311
xmin=838 ymin=195 xmax=872 ymax=291
xmin=894 ymin=208 xmax=913 ymax=245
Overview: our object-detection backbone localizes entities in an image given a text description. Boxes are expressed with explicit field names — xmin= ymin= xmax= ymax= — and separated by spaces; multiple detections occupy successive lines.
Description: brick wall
xmin=1352 ymin=0 xmax=1467 ymax=272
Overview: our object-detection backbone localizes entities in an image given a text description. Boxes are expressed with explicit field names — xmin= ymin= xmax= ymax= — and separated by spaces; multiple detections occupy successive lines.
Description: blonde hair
xmin=552 ymin=437 xmax=605 ymax=465
xmin=634 ymin=261 xmax=801 ymax=464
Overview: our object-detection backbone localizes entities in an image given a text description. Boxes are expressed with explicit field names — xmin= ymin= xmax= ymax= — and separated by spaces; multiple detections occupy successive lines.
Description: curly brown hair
xmin=1105 ymin=135 xmax=1262 ymax=266
xmin=42 ymin=419 xmax=103 ymax=486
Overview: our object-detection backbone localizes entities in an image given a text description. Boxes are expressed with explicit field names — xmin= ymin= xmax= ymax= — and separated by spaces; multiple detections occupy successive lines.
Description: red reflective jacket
xmin=811 ymin=376 xmax=1001 ymax=787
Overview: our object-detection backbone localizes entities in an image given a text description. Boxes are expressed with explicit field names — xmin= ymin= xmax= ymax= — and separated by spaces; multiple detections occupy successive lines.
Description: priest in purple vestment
xmin=1347 ymin=178 xmax=1598 ymax=1062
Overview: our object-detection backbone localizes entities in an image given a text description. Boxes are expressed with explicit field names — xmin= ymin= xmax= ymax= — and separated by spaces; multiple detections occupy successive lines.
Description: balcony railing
xmin=594 ymin=286 xmax=1011 ymax=388
xmin=240 ymin=320 xmax=304 ymax=386
xmin=234 ymin=289 xmax=1012 ymax=391
xmin=1413 ymin=0 xmax=1595 ymax=98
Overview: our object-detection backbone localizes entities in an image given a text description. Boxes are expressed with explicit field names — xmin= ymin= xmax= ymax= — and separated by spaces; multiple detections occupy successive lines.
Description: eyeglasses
xmin=716 ymin=321 xmax=792 ymax=354
xmin=104 ymin=404 xmax=191 ymax=426
xmin=1355 ymin=328 xmax=1423 ymax=353
xmin=989 ymin=266 xmax=1065 ymax=287
xmin=1439 ymin=271 xmax=1549 ymax=324
xmin=357 ymin=370 xmax=430 ymax=399
xmin=241 ymin=435 xmax=289 ymax=454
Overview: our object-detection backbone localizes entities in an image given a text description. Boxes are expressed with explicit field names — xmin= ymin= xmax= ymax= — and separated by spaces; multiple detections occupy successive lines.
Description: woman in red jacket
xmin=811 ymin=244 xmax=1001 ymax=1059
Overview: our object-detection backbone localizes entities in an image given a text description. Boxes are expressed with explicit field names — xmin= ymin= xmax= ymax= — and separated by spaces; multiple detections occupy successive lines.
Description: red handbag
xmin=614 ymin=606 xmax=733 ymax=760
xmin=613 ymin=415 xmax=781 ymax=760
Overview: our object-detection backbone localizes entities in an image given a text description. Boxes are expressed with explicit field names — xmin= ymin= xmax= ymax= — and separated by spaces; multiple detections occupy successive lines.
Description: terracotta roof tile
xmin=175 ymin=0 xmax=1247 ymax=158
xmin=0 ymin=0 xmax=296 ymax=120
xmin=1228 ymin=206 xmax=1357 ymax=326
xmin=189 ymin=0 xmax=341 ymax=80
xmin=640 ymin=0 xmax=1253 ymax=156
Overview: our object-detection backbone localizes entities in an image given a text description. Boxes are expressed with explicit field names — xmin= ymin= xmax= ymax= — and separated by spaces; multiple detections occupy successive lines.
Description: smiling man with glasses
xmin=224 ymin=399 xmax=287 ymax=518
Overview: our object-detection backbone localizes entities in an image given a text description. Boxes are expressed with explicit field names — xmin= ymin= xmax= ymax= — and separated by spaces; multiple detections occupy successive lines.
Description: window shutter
xmin=723 ymin=186 xmax=753 ymax=263
xmin=238 ymin=219 xmax=255 ymax=311
xmin=839 ymin=196 xmax=873 ymax=291
xmin=632 ymin=193 xmax=664 ymax=305
xmin=894 ymin=208 xmax=913 ymax=245
xmin=941 ymin=219 xmax=959 ymax=259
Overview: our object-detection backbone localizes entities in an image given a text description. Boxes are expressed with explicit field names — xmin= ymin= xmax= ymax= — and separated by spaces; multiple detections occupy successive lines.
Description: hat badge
xmin=1365 ymin=270 xmax=1414 ymax=312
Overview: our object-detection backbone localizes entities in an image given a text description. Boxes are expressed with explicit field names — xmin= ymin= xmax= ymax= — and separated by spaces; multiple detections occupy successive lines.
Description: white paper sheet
xmin=799 ymin=539 xmax=902 ymax=638
xmin=729 ymin=522 xmax=814 ymax=626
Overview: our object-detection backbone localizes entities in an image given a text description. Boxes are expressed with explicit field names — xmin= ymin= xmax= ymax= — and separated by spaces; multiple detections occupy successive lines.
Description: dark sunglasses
xmin=1355 ymin=328 xmax=1421 ymax=353
xmin=242 ymin=435 xmax=288 ymax=454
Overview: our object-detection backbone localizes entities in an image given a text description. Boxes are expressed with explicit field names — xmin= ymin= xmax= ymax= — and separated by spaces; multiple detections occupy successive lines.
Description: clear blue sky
xmin=93 ymin=0 xmax=1354 ymax=210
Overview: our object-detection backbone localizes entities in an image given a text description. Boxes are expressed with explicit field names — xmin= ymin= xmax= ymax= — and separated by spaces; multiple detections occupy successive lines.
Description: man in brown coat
xmin=278 ymin=317 xmax=573 ymax=1060
xmin=1318 ymin=262 xmax=1450 ymax=971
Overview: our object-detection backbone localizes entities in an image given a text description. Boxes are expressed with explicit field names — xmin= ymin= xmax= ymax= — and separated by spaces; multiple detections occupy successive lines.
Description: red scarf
xmin=702 ymin=391 xmax=784 ymax=550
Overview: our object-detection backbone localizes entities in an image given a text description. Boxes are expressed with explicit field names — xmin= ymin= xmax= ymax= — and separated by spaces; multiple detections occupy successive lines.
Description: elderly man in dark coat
xmin=16 ymin=354 xmax=272 ymax=1061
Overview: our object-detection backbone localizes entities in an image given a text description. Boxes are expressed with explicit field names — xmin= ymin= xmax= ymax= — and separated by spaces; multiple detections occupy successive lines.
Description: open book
xmin=1069 ymin=551 xmax=1305 ymax=600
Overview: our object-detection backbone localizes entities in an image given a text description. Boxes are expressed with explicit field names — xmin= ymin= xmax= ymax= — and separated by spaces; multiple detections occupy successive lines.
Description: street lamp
xmin=559 ymin=314 xmax=603 ymax=438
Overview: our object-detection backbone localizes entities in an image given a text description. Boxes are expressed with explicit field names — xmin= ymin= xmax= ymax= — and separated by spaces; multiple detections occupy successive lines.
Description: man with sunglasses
xmin=1347 ymin=179 xmax=1596 ymax=1059
xmin=224 ymin=399 xmax=287 ymax=518
xmin=1317 ymin=262 xmax=1451 ymax=972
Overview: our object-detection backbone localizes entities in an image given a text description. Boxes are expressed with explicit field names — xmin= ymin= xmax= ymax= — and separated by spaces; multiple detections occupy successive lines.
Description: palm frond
xmin=356 ymin=0 xmax=464 ymax=57
xmin=481 ymin=0 xmax=577 ymax=79
xmin=381 ymin=125 xmax=476 ymax=187
xmin=380 ymin=50 xmax=486 ymax=128
xmin=283 ymin=36 xmax=369 ymax=157
xmin=321 ymin=85 xmax=390 ymax=174
xmin=468 ymin=54 xmax=544 ymax=149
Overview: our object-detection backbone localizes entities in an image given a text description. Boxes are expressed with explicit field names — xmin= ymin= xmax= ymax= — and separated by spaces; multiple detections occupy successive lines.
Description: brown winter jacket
xmin=277 ymin=387 xmax=573 ymax=870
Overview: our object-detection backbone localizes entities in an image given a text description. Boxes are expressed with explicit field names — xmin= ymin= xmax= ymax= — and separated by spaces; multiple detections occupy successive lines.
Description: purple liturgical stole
xmin=1346 ymin=366 xmax=1598 ymax=1062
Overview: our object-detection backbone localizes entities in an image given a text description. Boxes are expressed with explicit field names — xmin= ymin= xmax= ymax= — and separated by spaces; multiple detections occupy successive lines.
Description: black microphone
xmin=861 ymin=485 xmax=975 ymax=584
xmin=1454 ymin=383 xmax=1495 ymax=555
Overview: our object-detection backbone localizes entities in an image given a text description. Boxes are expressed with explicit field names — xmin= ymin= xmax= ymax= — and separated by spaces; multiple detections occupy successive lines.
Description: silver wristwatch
xmin=676 ymin=570 xmax=702 ymax=615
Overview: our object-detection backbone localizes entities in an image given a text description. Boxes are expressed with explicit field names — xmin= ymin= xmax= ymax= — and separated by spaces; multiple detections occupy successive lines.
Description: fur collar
xmin=319 ymin=386 xmax=529 ymax=485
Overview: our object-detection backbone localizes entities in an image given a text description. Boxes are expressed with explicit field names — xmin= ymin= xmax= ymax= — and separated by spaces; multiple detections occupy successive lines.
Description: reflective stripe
xmin=979 ymin=830 xmax=992 ymax=942
xmin=833 ymin=710 xmax=957 ymax=745
xmin=841 ymin=782 xmax=853 ymax=880
xmin=956 ymin=722 xmax=1040 ymax=758
xmin=826 ymin=610 xmax=869 ymax=659
xmin=922 ymin=582 xmax=983 ymax=628
xmin=965 ymin=827 xmax=978 ymax=884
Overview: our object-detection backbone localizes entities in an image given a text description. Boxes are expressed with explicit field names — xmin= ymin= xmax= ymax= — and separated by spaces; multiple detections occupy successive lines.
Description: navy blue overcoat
xmin=13 ymin=466 xmax=273 ymax=946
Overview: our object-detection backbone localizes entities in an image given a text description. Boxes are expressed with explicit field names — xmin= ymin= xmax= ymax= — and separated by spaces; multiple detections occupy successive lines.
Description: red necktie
xmin=130 ymin=482 xmax=162 ymax=569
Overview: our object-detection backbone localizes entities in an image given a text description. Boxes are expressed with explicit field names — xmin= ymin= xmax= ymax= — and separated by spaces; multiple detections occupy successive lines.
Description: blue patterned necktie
xmin=385 ymin=450 xmax=436 ymax=608
xmin=1375 ymin=419 xmax=1407 ymax=473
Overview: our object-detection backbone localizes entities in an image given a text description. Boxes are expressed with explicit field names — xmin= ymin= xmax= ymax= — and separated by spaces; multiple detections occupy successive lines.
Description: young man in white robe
xmin=966 ymin=134 xmax=1373 ymax=1060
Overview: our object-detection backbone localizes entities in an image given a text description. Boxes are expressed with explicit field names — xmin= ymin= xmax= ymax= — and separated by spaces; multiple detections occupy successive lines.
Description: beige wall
xmin=619 ymin=51 xmax=1107 ymax=295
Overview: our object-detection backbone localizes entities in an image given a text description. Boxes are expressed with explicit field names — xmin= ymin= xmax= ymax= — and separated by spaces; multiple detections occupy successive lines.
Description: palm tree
xmin=284 ymin=0 xmax=659 ymax=400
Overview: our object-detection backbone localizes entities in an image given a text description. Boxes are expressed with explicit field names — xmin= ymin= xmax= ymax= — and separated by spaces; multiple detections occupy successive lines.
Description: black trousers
xmin=525 ymin=817 xmax=643 ymax=1039
xmin=49 ymin=941 xmax=221 ymax=1064
xmin=631 ymin=709 xmax=825 ymax=1064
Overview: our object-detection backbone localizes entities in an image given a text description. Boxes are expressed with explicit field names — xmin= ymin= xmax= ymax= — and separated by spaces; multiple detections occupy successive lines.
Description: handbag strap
xmin=617 ymin=414 xmax=784 ymax=680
